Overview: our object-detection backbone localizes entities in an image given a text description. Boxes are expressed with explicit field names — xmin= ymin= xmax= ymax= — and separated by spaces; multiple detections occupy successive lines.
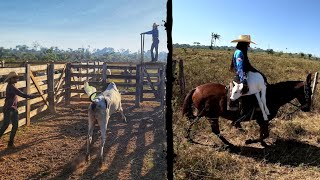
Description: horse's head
xmin=230 ymin=81 xmax=243 ymax=101
xmin=296 ymin=73 xmax=312 ymax=112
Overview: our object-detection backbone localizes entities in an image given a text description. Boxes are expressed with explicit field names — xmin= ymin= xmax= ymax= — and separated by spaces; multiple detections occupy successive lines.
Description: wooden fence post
xmin=47 ymin=62 xmax=56 ymax=113
xmin=139 ymin=64 xmax=144 ymax=102
xmin=25 ymin=63 xmax=31 ymax=126
xmin=160 ymin=67 xmax=165 ymax=108
xmin=179 ymin=60 xmax=186 ymax=96
xmin=93 ymin=61 xmax=96 ymax=81
xmin=102 ymin=62 xmax=107 ymax=83
xmin=86 ymin=61 xmax=89 ymax=81
xmin=311 ymin=72 xmax=319 ymax=108
xmin=135 ymin=64 xmax=141 ymax=107
xmin=65 ymin=63 xmax=71 ymax=105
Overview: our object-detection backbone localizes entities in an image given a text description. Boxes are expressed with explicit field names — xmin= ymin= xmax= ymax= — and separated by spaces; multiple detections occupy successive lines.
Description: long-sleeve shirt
xmin=3 ymin=83 xmax=33 ymax=111
xmin=232 ymin=49 xmax=246 ymax=82
xmin=143 ymin=29 xmax=159 ymax=42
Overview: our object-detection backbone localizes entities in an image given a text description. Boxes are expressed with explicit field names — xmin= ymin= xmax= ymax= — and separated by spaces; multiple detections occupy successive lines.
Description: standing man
xmin=141 ymin=23 xmax=159 ymax=62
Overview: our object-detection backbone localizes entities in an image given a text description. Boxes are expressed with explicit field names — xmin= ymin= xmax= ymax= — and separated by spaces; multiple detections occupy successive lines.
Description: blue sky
xmin=173 ymin=0 xmax=320 ymax=57
xmin=0 ymin=0 xmax=167 ymax=52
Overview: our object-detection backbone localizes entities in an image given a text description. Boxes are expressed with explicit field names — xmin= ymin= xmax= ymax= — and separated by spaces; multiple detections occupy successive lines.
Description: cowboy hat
xmin=4 ymin=72 xmax=18 ymax=82
xmin=153 ymin=23 xmax=159 ymax=27
xmin=231 ymin=35 xmax=257 ymax=44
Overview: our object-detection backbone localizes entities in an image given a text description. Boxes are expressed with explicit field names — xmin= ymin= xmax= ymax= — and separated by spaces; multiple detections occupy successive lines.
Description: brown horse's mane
xmin=267 ymin=81 xmax=303 ymax=96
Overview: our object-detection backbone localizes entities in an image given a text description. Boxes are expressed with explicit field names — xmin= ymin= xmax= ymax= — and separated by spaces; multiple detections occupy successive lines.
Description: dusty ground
xmin=0 ymin=100 xmax=167 ymax=180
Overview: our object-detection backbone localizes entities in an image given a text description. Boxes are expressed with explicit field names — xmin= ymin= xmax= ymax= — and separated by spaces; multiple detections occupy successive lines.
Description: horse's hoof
xmin=245 ymin=139 xmax=253 ymax=144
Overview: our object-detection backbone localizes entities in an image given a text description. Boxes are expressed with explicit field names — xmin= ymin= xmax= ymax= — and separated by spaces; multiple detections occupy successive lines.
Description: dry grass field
xmin=172 ymin=48 xmax=320 ymax=179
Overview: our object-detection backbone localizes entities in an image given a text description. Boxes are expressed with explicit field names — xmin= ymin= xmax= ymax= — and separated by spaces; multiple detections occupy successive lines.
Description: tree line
xmin=0 ymin=44 xmax=167 ymax=62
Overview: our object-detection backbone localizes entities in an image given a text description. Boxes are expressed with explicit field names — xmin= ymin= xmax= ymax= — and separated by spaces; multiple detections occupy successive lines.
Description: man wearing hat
xmin=0 ymin=72 xmax=40 ymax=148
xmin=141 ymin=22 xmax=160 ymax=62
xmin=228 ymin=35 xmax=268 ymax=111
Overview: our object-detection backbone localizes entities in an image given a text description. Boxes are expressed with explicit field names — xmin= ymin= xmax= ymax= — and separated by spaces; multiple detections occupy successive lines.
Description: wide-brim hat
xmin=231 ymin=35 xmax=256 ymax=44
xmin=4 ymin=72 xmax=18 ymax=82
xmin=153 ymin=23 xmax=159 ymax=27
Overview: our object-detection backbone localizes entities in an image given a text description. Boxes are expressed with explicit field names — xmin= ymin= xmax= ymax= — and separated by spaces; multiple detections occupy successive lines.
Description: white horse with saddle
xmin=84 ymin=81 xmax=126 ymax=164
xmin=230 ymin=71 xmax=270 ymax=120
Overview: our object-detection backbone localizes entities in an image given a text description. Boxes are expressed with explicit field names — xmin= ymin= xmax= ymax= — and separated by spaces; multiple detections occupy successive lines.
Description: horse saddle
xmin=226 ymin=82 xmax=262 ymax=113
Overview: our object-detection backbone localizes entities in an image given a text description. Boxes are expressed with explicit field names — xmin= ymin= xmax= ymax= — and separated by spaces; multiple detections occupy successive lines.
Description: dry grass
xmin=173 ymin=48 xmax=320 ymax=179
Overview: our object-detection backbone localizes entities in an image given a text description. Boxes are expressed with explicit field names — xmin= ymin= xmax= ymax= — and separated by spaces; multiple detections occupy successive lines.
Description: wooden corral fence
xmin=66 ymin=61 xmax=166 ymax=106
xmin=0 ymin=61 xmax=166 ymax=134
xmin=0 ymin=62 xmax=66 ymax=134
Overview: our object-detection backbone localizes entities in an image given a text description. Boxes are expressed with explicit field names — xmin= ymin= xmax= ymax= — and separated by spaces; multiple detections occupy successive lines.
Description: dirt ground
xmin=0 ymin=100 xmax=167 ymax=180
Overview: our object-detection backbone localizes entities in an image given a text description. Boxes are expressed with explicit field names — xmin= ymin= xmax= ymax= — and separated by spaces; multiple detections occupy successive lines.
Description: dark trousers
xmin=0 ymin=108 xmax=18 ymax=143
xmin=151 ymin=40 xmax=159 ymax=61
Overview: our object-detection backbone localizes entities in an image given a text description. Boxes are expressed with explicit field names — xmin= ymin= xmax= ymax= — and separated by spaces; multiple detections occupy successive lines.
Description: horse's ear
xmin=306 ymin=73 xmax=312 ymax=85
xmin=233 ymin=81 xmax=238 ymax=86
xmin=239 ymin=83 xmax=243 ymax=89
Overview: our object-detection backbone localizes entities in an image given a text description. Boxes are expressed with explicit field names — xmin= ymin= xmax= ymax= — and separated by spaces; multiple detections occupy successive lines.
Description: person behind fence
xmin=141 ymin=23 xmax=159 ymax=62
xmin=0 ymin=72 xmax=40 ymax=148
xmin=228 ymin=35 xmax=267 ymax=112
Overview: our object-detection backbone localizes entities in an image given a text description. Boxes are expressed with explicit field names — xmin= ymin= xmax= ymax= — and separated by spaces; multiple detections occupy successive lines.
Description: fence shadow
xmin=26 ymin=103 xmax=166 ymax=179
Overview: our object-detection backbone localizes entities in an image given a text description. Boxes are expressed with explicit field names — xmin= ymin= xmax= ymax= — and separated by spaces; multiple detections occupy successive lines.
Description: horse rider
xmin=228 ymin=35 xmax=267 ymax=112
xmin=141 ymin=23 xmax=160 ymax=62
xmin=0 ymin=72 xmax=41 ymax=148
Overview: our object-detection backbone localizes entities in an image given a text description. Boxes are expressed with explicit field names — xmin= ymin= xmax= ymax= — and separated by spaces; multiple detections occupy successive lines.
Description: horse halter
xmin=303 ymin=82 xmax=311 ymax=103
xmin=288 ymin=82 xmax=311 ymax=114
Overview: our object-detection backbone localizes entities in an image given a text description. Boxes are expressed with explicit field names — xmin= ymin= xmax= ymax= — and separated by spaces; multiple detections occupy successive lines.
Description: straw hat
xmin=231 ymin=35 xmax=256 ymax=44
xmin=153 ymin=23 xmax=159 ymax=27
xmin=4 ymin=72 xmax=18 ymax=82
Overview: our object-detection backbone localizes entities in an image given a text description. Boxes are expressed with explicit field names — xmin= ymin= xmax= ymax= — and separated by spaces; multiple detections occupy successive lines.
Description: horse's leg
xmin=261 ymin=87 xmax=270 ymax=115
xmin=86 ymin=115 xmax=95 ymax=161
xmin=255 ymin=93 xmax=268 ymax=120
xmin=119 ymin=102 xmax=127 ymax=122
xmin=97 ymin=117 xmax=108 ymax=164
xmin=245 ymin=120 xmax=270 ymax=147
xmin=209 ymin=118 xmax=235 ymax=147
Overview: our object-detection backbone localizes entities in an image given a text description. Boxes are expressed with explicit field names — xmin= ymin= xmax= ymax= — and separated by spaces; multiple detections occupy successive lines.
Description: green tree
xmin=211 ymin=33 xmax=221 ymax=48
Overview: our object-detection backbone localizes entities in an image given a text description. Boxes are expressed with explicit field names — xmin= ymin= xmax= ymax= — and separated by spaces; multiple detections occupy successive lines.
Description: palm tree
xmin=211 ymin=33 xmax=221 ymax=48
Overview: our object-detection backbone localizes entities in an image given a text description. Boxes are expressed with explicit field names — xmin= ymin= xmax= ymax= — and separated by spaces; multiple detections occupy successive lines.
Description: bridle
xmin=287 ymin=82 xmax=311 ymax=115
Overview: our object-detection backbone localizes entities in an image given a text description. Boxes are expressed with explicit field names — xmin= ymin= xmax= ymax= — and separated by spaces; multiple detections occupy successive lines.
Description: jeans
xmin=0 ymin=108 xmax=19 ymax=143
xmin=151 ymin=40 xmax=159 ymax=61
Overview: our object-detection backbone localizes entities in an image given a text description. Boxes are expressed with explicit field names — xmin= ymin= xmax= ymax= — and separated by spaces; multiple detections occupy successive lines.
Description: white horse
xmin=84 ymin=82 xmax=126 ymax=164
xmin=230 ymin=71 xmax=270 ymax=120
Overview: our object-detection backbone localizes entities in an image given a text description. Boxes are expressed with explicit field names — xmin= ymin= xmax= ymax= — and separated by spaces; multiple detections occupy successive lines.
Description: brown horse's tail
xmin=182 ymin=88 xmax=196 ymax=119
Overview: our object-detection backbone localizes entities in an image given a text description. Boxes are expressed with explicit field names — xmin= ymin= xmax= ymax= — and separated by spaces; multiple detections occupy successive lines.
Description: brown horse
xmin=182 ymin=74 xmax=312 ymax=149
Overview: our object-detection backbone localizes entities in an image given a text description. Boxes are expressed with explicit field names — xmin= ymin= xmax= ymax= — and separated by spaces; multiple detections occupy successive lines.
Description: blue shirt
xmin=143 ymin=29 xmax=159 ymax=42
xmin=233 ymin=49 xmax=246 ymax=82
